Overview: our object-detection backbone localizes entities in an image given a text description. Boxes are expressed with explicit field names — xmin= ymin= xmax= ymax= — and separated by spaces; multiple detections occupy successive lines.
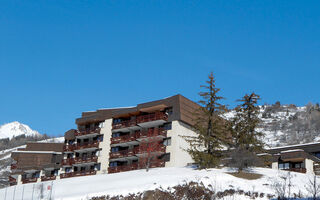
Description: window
xmin=95 ymin=163 xmax=101 ymax=170
xmin=278 ymin=163 xmax=289 ymax=169
xmin=111 ymin=147 xmax=119 ymax=152
xmin=65 ymin=167 xmax=72 ymax=173
xmin=159 ymin=153 xmax=170 ymax=162
xmin=161 ymin=122 xmax=172 ymax=130
xmin=110 ymin=162 xmax=118 ymax=167
xmin=294 ymin=163 xmax=302 ymax=168
xmin=163 ymin=137 xmax=172 ymax=146
xmin=165 ymin=107 xmax=173 ymax=115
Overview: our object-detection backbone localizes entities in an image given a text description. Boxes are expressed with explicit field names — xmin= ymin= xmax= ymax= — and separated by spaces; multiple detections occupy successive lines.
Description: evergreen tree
xmin=228 ymin=93 xmax=264 ymax=171
xmin=183 ymin=72 xmax=229 ymax=169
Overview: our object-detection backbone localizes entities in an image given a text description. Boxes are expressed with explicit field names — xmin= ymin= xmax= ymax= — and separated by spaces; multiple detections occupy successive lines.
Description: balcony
xmin=109 ymin=148 xmax=136 ymax=160
xmin=108 ymin=163 xmax=139 ymax=174
xmin=74 ymin=156 xmax=98 ymax=164
xmin=64 ymin=144 xmax=75 ymax=152
xmin=136 ymin=128 xmax=167 ymax=141
xmin=74 ymin=141 xmax=100 ymax=151
xmin=11 ymin=163 xmax=17 ymax=170
xmin=41 ymin=175 xmax=56 ymax=182
xmin=111 ymin=133 xmax=139 ymax=146
xmin=9 ymin=176 xmax=17 ymax=185
xmin=112 ymin=119 xmax=138 ymax=132
xmin=135 ymin=144 xmax=166 ymax=156
xmin=60 ymin=170 xmax=96 ymax=179
xmin=75 ymin=128 xmax=101 ymax=138
xmin=62 ymin=158 xmax=75 ymax=166
xmin=284 ymin=168 xmax=306 ymax=173
xmin=137 ymin=112 xmax=168 ymax=128
xmin=22 ymin=177 xmax=38 ymax=184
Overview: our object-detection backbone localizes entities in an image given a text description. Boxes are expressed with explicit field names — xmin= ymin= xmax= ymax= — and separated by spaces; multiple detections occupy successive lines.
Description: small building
xmin=266 ymin=142 xmax=320 ymax=174
xmin=9 ymin=142 xmax=64 ymax=185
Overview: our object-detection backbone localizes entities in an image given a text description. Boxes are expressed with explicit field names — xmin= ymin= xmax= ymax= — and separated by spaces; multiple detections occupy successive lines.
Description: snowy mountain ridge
xmin=0 ymin=121 xmax=41 ymax=140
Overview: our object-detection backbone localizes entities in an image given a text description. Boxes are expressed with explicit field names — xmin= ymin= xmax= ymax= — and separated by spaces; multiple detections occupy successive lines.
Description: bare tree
xmin=138 ymin=137 xmax=164 ymax=172
xmin=305 ymin=174 xmax=320 ymax=200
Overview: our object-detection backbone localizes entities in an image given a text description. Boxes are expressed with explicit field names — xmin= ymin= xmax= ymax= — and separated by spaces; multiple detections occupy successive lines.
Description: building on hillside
xmin=9 ymin=142 xmax=64 ymax=185
xmin=266 ymin=142 xmax=320 ymax=174
xmin=59 ymin=94 xmax=199 ymax=178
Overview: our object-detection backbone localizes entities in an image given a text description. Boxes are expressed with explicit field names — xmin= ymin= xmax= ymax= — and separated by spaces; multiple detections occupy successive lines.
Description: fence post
xmin=4 ymin=187 xmax=7 ymax=200
xmin=49 ymin=181 xmax=53 ymax=200
xmin=12 ymin=185 xmax=16 ymax=200
xmin=31 ymin=184 xmax=35 ymax=200
xmin=21 ymin=185 xmax=24 ymax=200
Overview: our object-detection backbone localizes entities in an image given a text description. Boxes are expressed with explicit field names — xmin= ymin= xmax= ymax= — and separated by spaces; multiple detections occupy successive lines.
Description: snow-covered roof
xmin=280 ymin=149 xmax=304 ymax=153
xmin=12 ymin=151 xmax=62 ymax=154
xmin=266 ymin=141 xmax=320 ymax=150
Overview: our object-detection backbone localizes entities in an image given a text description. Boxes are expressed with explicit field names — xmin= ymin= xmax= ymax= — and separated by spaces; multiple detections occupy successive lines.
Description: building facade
xmin=10 ymin=94 xmax=200 ymax=184
xmin=266 ymin=142 xmax=320 ymax=174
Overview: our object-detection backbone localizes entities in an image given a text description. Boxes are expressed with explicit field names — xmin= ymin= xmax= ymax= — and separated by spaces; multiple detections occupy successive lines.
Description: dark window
xmin=163 ymin=122 xmax=172 ymax=130
xmin=165 ymin=107 xmax=173 ymax=115
xmin=278 ymin=163 xmax=289 ymax=169
xmin=159 ymin=153 xmax=170 ymax=162
xmin=163 ymin=137 xmax=171 ymax=146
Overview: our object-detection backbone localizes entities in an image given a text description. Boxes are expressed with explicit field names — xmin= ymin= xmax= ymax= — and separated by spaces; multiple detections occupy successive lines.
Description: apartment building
xmin=58 ymin=94 xmax=199 ymax=178
xmin=266 ymin=142 xmax=320 ymax=174
xmin=9 ymin=142 xmax=64 ymax=185
xmin=10 ymin=95 xmax=200 ymax=184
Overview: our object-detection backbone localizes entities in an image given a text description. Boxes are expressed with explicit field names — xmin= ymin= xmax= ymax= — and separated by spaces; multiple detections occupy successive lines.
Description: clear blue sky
xmin=0 ymin=1 xmax=319 ymax=136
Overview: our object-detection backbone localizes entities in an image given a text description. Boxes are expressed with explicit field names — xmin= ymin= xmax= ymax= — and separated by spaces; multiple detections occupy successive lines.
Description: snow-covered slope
xmin=0 ymin=167 xmax=317 ymax=200
xmin=225 ymin=104 xmax=320 ymax=147
xmin=0 ymin=121 xmax=41 ymax=140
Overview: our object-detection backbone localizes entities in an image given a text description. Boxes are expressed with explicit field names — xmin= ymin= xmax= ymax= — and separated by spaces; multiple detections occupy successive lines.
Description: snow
xmin=0 ymin=121 xmax=41 ymax=140
xmin=280 ymin=149 xmax=304 ymax=153
xmin=0 ymin=167 xmax=318 ymax=200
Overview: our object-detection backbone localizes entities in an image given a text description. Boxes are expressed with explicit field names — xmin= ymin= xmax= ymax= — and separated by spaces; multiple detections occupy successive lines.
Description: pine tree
xmin=228 ymin=93 xmax=264 ymax=171
xmin=183 ymin=72 xmax=229 ymax=169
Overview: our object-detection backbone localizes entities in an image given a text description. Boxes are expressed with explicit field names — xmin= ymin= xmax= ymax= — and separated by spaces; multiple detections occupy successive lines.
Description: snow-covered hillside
xmin=0 ymin=121 xmax=41 ymax=140
xmin=0 ymin=167 xmax=317 ymax=200
xmin=225 ymin=103 xmax=320 ymax=147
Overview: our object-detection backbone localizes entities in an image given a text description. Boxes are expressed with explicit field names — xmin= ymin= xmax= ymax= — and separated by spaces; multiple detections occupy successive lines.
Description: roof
xmin=267 ymin=142 xmax=320 ymax=154
xmin=75 ymin=94 xmax=200 ymax=126
xmin=24 ymin=142 xmax=64 ymax=152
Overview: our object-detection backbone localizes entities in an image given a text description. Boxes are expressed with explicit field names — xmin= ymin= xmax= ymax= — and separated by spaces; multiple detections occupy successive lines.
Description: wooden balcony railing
xmin=112 ymin=120 xmax=137 ymax=130
xmin=64 ymin=144 xmax=76 ymax=152
xmin=75 ymin=128 xmax=101 ymax=137
xmin=22 ymin=177 xmax=38 ymax=184
xmin=111 ymin=134 xmax=138 ymax=145
xmin=284 ymin=168 xmax=306 ymax=173
xmin=62 ymin=158 xmax=75 ymax=166
xmin=73 ymin=141 xmax=100 ymax=150
xmin=74 ymin=156 xmax=98 ymax=164
xmin=110 ymin=148 xmax=136 ymax=159
xmin=60 ymin=170 xmax=96 ymax=179
xmin=108 ymin=163 xmax=139 ymax=173
xmin=136 ymin=112 xmax=168 ymax=124
xmin=41 ymin=175 xmax=56 ymax=182
xmin=9 ymin=176 xmax=16 ymax=183
xmin=136 ymin=128 xmax=167 ymax=139
xmin=108 ymin=160 xmax=165 ymax=174
xmin=134 ymin=144 xmax=166 ymax=155
xmin=60 ymin=172 xmax=74 ymax=179
xmin=10 ymin=163 xmax=17 ymax=170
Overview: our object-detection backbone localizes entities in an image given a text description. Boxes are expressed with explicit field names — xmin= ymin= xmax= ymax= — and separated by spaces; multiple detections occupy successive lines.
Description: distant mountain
xmin=0 ymin=121 xmax=41 ymax=140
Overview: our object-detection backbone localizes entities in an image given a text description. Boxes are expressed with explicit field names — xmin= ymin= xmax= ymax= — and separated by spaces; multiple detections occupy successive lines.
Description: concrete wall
xmin=165 ymin=120 xmax=196 ymax=167
xmin=97 ymin=119 xmax=112 ymax=174
xmin=271 ymin=162 xmax=278 ymax=170
xmin=305 ymin=158 xmax=314 ymax=174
